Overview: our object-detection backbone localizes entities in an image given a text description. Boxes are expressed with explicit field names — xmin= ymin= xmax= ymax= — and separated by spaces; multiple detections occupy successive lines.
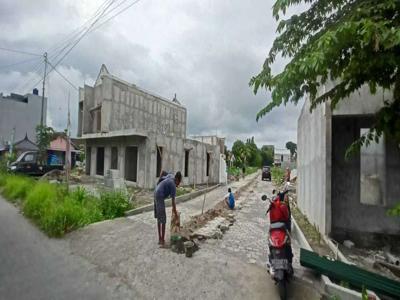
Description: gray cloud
xmin=0 ymin=0 xmax=303 ymax=149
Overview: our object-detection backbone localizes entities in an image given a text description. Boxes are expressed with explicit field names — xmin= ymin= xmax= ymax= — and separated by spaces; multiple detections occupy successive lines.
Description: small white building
xmin=274 ymin=149 xmax=291 ymax=168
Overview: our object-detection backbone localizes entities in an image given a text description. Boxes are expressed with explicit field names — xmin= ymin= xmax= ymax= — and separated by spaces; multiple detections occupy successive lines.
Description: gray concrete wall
xmin=331 ymin=116 xmax=400 ymax=245
xmin=0 ymin=93 xmax=47 ymax=145
xmin=332 ymin=85 xmax=392 ymax=116
xmin=85 ymin=136 xmax=146 ymax=185
xmin=81 ymin=85 xmax=94 ymax=135
xmin=298 ymin=82 xmax=399 ymax=242
xmin=297 ymin=98 xmax=331 ymax=234
xmin=79 ymin=75 xmax=186 ymax=139
xmin=85 ymin=134 xmax=221 ymax=189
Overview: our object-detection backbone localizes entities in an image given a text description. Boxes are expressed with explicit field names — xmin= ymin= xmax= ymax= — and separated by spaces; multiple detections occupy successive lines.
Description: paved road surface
xmin=0 ymin=197 xmax=129 ymax=300
xmin=0 ymin=173 xmax=321 ymax=300
xmin=67 ymin=175 xmax=321 ymax=299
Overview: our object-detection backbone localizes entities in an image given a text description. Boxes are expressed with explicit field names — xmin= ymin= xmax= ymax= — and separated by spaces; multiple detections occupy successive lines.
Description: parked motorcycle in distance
xmin=261 ymin=194 xmax=293 ymax=300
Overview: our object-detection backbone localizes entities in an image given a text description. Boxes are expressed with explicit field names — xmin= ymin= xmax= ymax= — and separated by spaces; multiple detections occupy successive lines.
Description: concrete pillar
xmin=325 ymin=102 xmax=332 ymax=235
xmin=104 ymin=146 xmax=111 ymax=176
xmin=118 ymin=146 xmax=125 ymax=179
xmin=90 ymin=147 xmax=96 ymax=176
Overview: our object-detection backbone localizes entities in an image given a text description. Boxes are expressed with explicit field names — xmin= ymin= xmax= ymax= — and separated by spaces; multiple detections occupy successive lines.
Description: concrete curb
xmin=124 ymin=184 xmax=221 ymax=217
xmin=322 ymin=235 xmax=351 ymax=264
xmin=291 ymin=215 xmax=371 ymax=300
xmin=321 ymin=235 xmax=380 ymax=300
xmin=125 ymin=171 xmax=260 ymax=217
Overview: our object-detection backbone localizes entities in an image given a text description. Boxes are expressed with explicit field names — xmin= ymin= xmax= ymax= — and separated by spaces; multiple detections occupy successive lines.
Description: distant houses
xmin=274 ymin=148 xmax=291 ymax=168
xmin=0 ymin=89 xmax=46 ymax=148
xmin=0 ymin=131 xmax=78 ymax=167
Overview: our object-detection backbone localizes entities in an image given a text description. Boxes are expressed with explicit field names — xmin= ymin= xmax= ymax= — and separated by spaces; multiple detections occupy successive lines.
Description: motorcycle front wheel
xmin=278 ymin=280 xmax=287 ymax=300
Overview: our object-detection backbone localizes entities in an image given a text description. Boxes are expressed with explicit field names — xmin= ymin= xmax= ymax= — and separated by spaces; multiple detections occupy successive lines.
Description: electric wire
xmin=0 ymin=46 xmax=42 ymax=57
xmin=0 ymin=57 xmax=40 ymax=70
xmin=26 ymin=0 xmax=143 ymax=94
xmin=47 ymin=60 xmax=78 ymax=91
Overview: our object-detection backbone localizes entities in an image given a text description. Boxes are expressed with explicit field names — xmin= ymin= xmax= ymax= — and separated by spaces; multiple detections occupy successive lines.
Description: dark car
xmin=8 ymin=151 xmax=64 ymax=176
xmin=262 ymin=166 xmax=271 ymax=181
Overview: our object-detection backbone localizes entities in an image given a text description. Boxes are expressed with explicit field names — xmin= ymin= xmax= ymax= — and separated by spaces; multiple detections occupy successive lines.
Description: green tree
xmin=245 ymin=137 xmax=262 ymax=167
xmin=231 ymin=140 xmax=245 ymax=167
xmin=250 ymin=0 xmax=400 ymax=157
xmin=261 ymin=145 xmax=274 ymax=166
xmin=36 ymin=125 xmax=55 ymax=164
xmin=285 ymin=141 xmax=297 ymax=158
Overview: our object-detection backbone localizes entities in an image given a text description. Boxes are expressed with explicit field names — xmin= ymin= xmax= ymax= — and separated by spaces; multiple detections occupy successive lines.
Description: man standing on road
xmin=154 ymin=171 xmax=182 ymax=247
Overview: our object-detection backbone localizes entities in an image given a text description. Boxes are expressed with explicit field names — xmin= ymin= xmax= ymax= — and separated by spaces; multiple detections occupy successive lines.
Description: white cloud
xmin=0 ymin=0 xmax=304 ymax=148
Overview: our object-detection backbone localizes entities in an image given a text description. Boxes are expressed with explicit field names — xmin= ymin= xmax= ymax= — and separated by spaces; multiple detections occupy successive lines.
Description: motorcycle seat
xmin=269 ymin=222 xmax=286 ymax=230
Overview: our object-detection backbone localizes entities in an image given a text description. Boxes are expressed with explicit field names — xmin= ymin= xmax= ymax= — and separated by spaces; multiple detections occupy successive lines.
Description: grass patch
xmin=271 ymin=167 xmax=285 ymax=185
xmin=176 ymin=187 xmax=192 ymax=197
xmin=228 ymin=166 xmax=259 ymax=177
xmin=23 ymin=182 xmax=58 ymax=221
xmin=245 ymin=166 xmax=259 ymax=175
xmin=227 ymin=167 xmax=241 ymax=177
xmin=3 ymin=175 xmax=34 ymax=201
xmin=0 ymin=172 xmax=134 ymax=237
xmin=292 ymin=206 xmax=334 ymax=257
xmin=99 ymin=190 xmax=132 ymax=219
xmin=0 ymin=172 xmax=7 ymax=187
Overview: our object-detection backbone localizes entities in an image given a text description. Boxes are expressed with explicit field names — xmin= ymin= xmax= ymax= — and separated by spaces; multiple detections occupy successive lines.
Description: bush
xmin=245 ymin=167 xmax=259 ymax=175
xmin=24 ymin=183 xmax=103 ymax=237
xmin=388 ymin=202 xmax=400 ymax=217
xmin=65 ymin=188 xmax=103 ymax=223
xmin=42 ymin=198 xmax=101 ymax=237
xmin=228 ymin=166 xmax=258 ymax=177
xmin=69 ymin=186 xmax=89 ymax=204
xmin=271 ymin=167 xmax=285 ymax=185
xmin=23 ymin=182 xmax=58 ymax=221
xmin=99 ymin=191 xmax=131 ymax=219
xmin=0 ymin=172 xmax=7 ymax=187
xmin=227 ymin=167 xmax=241 ymax=177
xmin=2 ymin=176 xmax=133 ymax=237
xmin=176 ymin=187 xmax=191 ymax=197
xmin=3 ymin=175 xmax=33 ymax=201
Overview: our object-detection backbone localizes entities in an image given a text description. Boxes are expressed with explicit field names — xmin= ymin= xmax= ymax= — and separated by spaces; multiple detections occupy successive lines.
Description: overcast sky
xmin=0 ymin=0 xmax=305 ymax=149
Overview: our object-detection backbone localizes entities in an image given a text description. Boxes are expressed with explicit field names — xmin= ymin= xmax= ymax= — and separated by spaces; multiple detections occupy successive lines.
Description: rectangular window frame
xmin=111 ymin=147 xmax=118 ymax=170
xmin=156 ymin=146 xmax=163 ymax=177
xmin=184 ymin=150 xmax=190 ymax=177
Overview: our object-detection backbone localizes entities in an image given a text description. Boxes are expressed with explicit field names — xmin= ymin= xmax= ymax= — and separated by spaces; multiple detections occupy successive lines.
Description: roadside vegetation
xmin=226 ymin=136 xmax=273 ymax=180
xmin=0 ymin=172 xmax=133 ymax=237
xmin=271 ymin=167 xmax=284 ymax=185
xmin=227 ymin=166 xmax=259 ymax=178
xmin=176 ymin=187 xmax=192 ymax=197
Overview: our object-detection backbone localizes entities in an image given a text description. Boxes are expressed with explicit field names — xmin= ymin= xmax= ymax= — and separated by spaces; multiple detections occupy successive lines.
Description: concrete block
xmin=343 ymin=240 xmax=355 ymax=249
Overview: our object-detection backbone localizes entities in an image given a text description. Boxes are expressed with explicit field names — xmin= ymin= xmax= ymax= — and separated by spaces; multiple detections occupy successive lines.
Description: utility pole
xmin=66 ymin=93 xmax=71 ymax=191
xmin=7 ymin=127 xmax=16 ymax=166
xmin=40 ymin=52 xmax=48 ymax=126
xmin=9 ymin=127 xmax=15 ymax=155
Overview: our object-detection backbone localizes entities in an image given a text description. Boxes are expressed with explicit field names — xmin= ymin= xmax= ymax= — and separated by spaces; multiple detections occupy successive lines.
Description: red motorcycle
xmin=262 ymin=192 xmax=293 ymax=300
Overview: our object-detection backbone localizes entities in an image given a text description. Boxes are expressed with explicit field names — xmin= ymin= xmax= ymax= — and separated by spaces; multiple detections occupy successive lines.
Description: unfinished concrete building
xmin=297 ymin=84 xmax=400 ymax=247
xmin=77 ymin=65 xmax=226 ymax=188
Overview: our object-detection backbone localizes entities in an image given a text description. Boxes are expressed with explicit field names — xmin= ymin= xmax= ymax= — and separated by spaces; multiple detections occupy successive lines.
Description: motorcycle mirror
xmin=261 ymin=195 xmax=268 ymax=201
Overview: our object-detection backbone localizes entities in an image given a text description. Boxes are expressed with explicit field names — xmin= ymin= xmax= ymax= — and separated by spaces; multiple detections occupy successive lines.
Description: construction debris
xmin=343 ymin=240 xmax=355 ymax=249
